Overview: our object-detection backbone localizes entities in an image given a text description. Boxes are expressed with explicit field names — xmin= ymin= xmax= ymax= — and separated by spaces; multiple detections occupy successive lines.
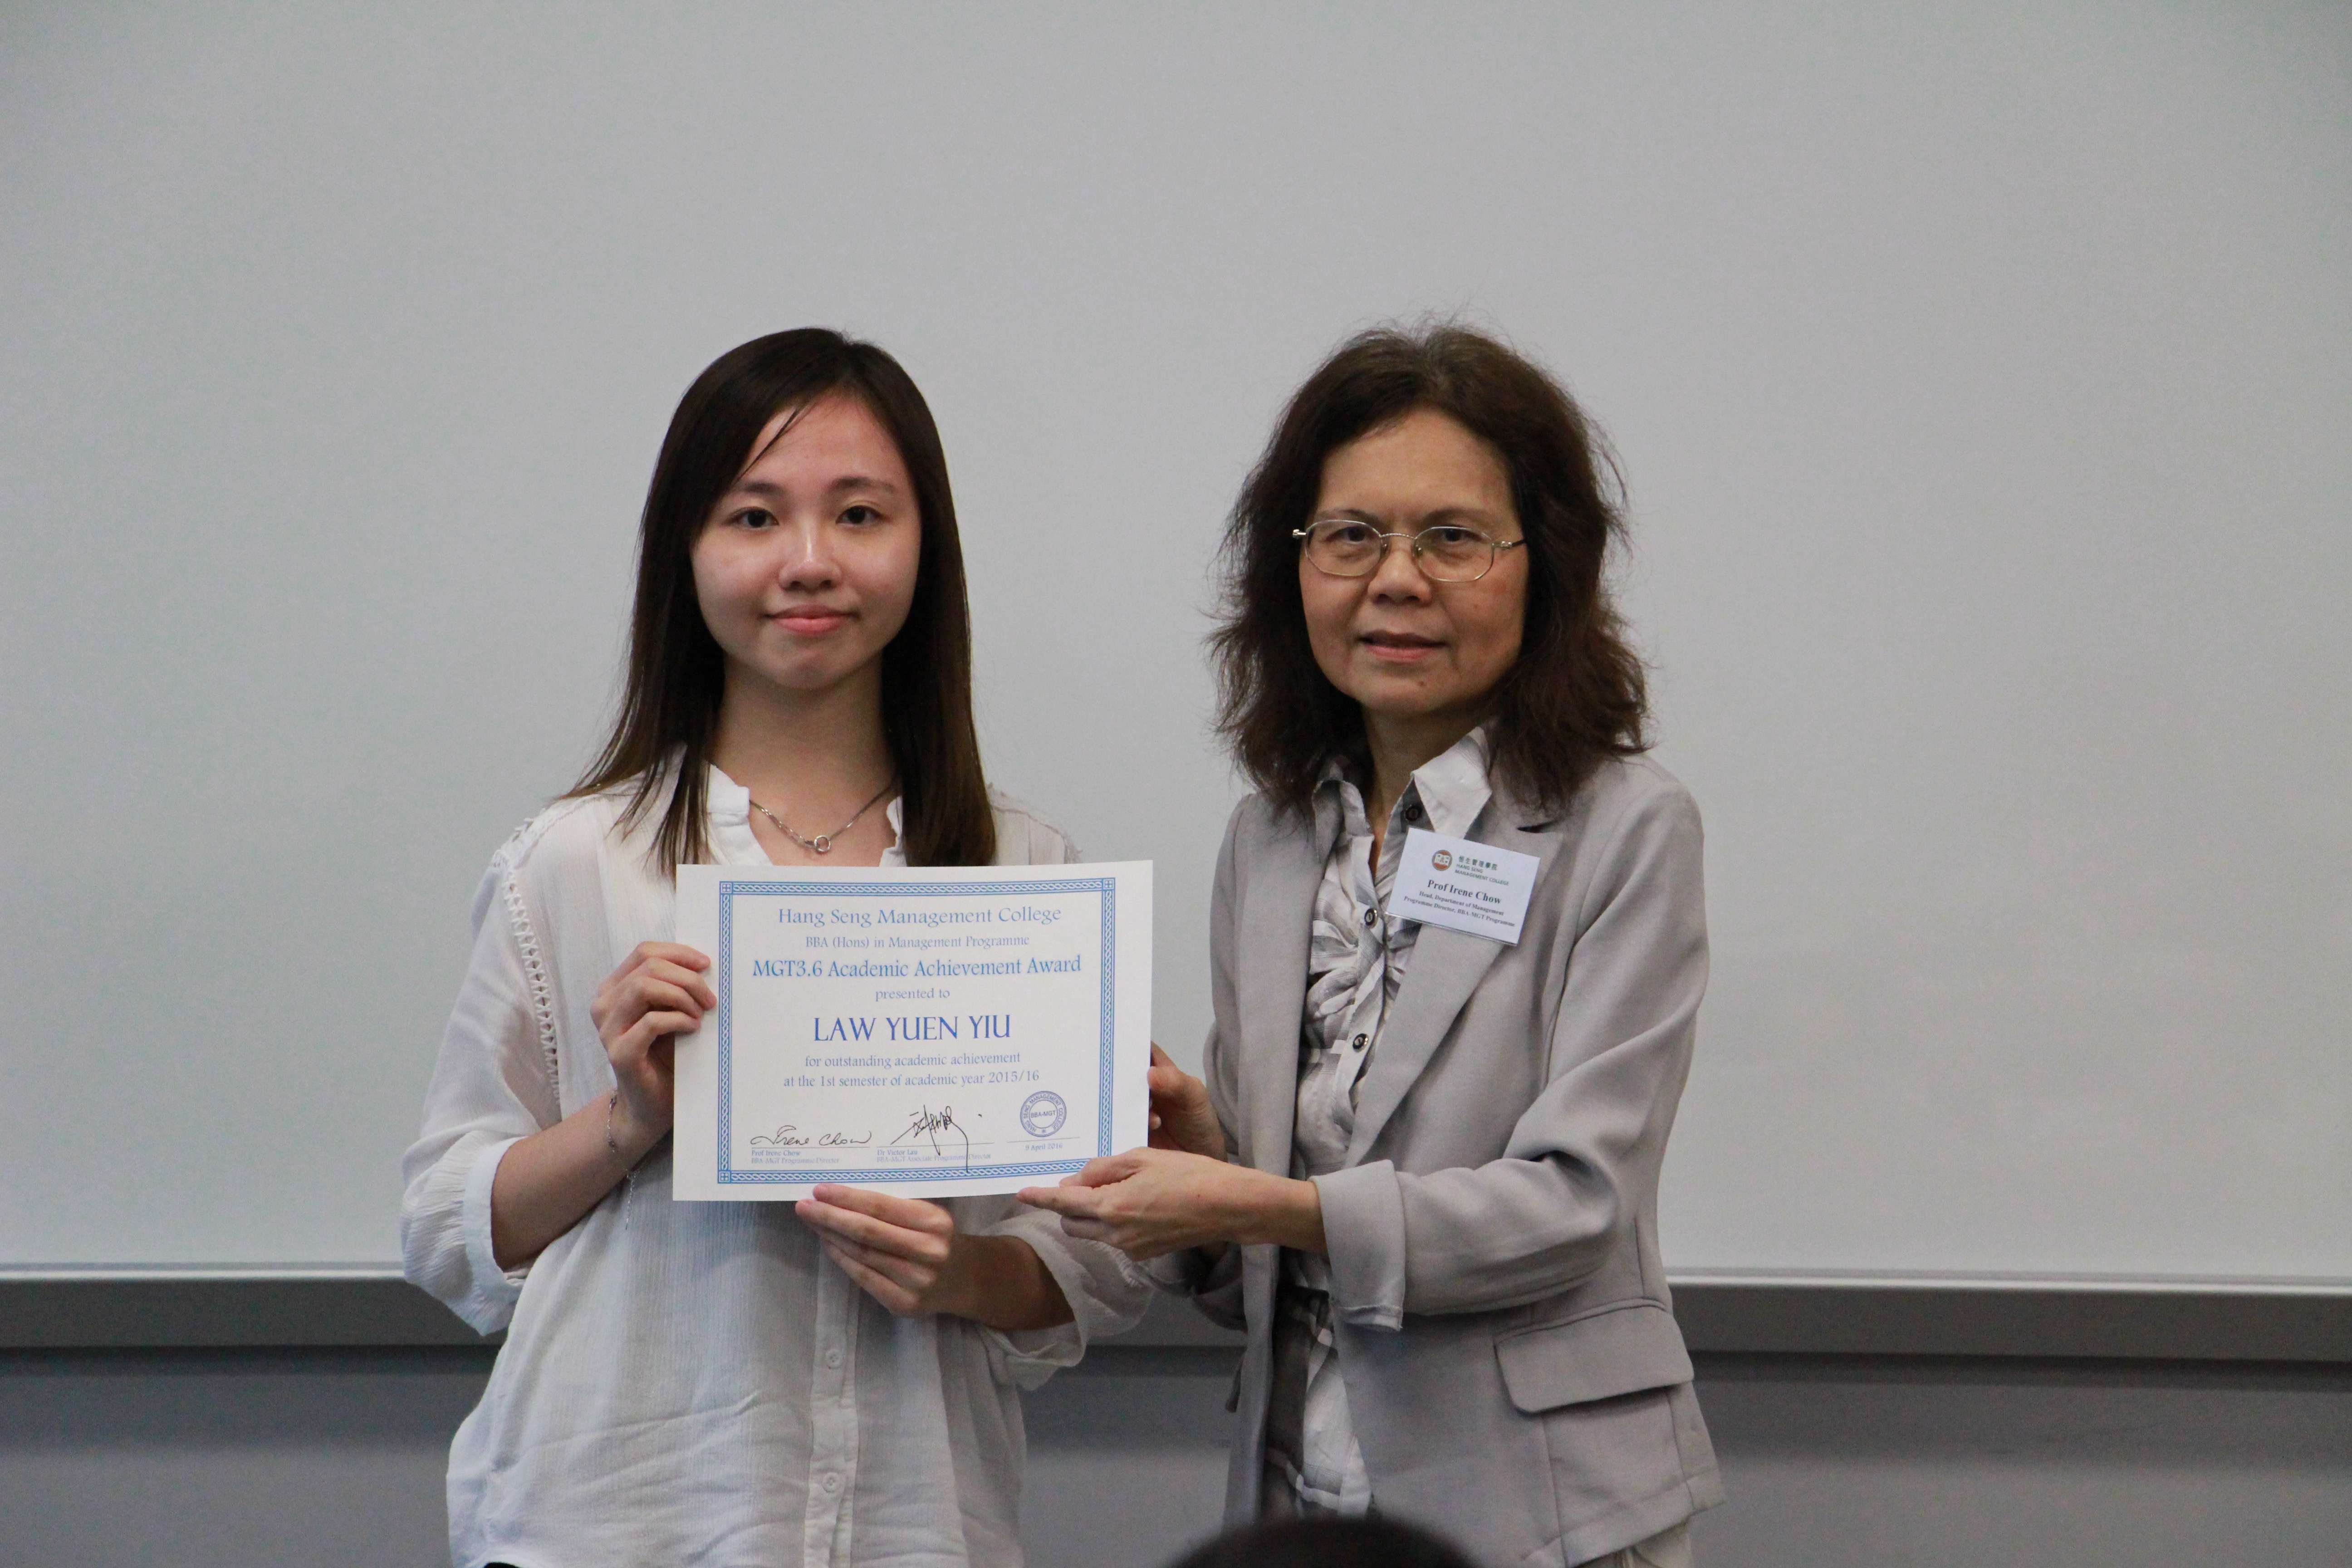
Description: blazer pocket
xmin=1494 ymin=1301 xmax=1695 ymax=1413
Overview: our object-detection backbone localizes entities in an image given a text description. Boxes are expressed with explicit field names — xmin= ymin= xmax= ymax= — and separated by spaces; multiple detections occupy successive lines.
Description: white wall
xmin=3 ymin=3 xmax=2346 ymax=1274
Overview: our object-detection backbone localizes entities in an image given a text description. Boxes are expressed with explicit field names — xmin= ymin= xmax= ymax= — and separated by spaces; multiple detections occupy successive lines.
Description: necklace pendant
xmin=748 ymin=782 xmax=892 ymax=861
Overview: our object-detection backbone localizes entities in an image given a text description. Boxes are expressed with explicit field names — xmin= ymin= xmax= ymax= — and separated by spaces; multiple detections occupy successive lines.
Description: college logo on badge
xmin=1431 ymin=849 xmax=1453 ymax=871
xmin=1020 ymin=1090 xmax=1068 ymax=1138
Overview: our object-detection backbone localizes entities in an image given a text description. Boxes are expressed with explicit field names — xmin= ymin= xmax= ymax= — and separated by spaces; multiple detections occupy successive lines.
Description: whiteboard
xmin=3 ymin=5 xmax=2345 ymax=1278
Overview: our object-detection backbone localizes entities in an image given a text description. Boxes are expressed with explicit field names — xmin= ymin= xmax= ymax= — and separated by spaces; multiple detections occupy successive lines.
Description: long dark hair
xmin=571 ymin=328 xmax=995 ymax=870
xmin=1211 ymin=324 xmax=1649 ymax=819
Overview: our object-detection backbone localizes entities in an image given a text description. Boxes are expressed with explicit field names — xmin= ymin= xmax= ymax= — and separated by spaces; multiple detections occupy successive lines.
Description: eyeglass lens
xmin=1303 ymin=520 xmax=1499 ymax=581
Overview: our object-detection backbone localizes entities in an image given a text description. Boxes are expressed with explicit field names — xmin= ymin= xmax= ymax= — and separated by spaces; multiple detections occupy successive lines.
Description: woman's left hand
xmin=798 ymin=1186 xmax=967 ymax=1315
xmin=796 ymin=1186 xmax=1075 ymax=1330
xmin=1146 ymin=1045 xmax=1225 ymax=1159
xmin=1017 ymin=1149 xmax=1324 ymax=1261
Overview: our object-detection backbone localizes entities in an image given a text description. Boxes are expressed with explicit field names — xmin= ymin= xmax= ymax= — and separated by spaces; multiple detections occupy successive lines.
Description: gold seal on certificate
xmin=671 ymin=862 xmax=1152 ymax=1199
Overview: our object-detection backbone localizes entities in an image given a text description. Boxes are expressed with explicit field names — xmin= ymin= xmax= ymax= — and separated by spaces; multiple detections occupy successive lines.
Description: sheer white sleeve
xmin=961 ymin=1195 xmax=1150 ymax=1389
xmin=400 ymin=850 xmax=564 ymax=1335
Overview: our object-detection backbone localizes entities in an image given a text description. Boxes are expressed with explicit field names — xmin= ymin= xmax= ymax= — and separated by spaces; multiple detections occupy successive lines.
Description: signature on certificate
xmin=749 ymin=1125 xmax=872 ymax=1147
xmin=892 ymin=1104 xmax=973 ymax=1170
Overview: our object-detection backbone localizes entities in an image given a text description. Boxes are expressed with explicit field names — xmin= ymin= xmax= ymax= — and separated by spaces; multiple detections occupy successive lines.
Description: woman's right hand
xmin=487 ymin=941 xmax=711 ymax=1269
xmin=588 ymin=941 xmax=714 ymax=1164
xmin=1147 ymin=1044 xmax=1226 ymax=1161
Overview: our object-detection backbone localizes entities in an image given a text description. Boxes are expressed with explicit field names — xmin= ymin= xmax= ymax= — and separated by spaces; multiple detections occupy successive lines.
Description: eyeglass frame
xmin=1290 ymin=517 xmax=1527 ymax=583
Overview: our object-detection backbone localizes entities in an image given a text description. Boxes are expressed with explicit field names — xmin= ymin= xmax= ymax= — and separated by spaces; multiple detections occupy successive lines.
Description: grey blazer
xmin=1167 ymin=755 xmax=1723 ymax=1567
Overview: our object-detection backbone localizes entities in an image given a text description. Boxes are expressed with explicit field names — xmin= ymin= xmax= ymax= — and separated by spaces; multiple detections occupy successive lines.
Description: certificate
xmin=672 ymin=861 xmax=1151 ymax=1200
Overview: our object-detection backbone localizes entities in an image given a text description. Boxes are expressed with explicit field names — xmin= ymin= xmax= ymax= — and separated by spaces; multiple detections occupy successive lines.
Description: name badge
xmin=1387 ymin=828 xmax=1541 ymax=945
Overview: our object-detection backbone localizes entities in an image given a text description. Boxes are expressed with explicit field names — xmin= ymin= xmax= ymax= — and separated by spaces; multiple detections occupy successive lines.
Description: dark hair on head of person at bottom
xmin=1164 ymin=1516 xmax=1481 ymax=1568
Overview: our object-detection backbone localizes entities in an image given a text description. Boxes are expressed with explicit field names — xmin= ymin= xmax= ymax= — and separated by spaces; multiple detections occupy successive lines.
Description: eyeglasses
xmin=1292 ymin=518 xmax=1525 ymax=583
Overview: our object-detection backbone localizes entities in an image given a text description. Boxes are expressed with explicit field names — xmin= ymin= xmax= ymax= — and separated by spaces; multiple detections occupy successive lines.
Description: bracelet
xmin=603 ymin=1089 xmax=637 ymax=1180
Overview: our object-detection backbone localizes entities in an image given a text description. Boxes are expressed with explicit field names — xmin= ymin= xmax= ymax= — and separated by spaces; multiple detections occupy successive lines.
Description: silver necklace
xmin=748 ymin=779 xmax=897 ymax=856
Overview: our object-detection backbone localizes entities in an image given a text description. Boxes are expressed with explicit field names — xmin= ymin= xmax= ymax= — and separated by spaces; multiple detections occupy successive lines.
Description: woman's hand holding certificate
xmin=487 ymin=941 xmax=714 ymax=1269
xmin=794 ymin=1185 xmax=1075 ymax=1329
xmin=592 ymin=942 xmax=717 ymax=1164
xmin=1017 ymin=1149 xmax=1326 ymax=1262
xmin=1144 ymin=1044 xmax=1227 ymax=1156
xmin=1019 ymin=1048 xmax=1325 ymax=1262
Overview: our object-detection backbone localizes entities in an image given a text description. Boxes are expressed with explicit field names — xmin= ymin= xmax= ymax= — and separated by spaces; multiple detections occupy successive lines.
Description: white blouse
xmin=401 ymin=768 xmax=1150 ymax=1568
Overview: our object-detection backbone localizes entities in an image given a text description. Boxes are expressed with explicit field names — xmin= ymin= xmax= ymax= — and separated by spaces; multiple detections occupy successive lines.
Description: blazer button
xmin=1405 ymin=803 xmax=1424 ymax=822
xmin=1362 ymin=906 xmax=1378 ymax=927
xmin=1352 ymin=1033 xmax=1368 ymax=1051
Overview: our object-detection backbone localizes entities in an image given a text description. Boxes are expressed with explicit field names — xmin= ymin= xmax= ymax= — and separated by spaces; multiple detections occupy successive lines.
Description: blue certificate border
xmin=713 ymin=876 xmax=1117 ymax=1185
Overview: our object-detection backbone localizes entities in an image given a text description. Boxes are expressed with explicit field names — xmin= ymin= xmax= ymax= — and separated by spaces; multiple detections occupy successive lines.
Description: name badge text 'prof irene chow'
xmin=672 ymin=862 xmax=1152 ymax=1200
xmin=1385 ymin=828 xmax=1540 ymax=945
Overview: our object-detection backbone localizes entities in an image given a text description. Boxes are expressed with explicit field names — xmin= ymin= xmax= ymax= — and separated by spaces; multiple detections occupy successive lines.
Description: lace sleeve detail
xmin=402 ymin=837 xmax=566 ymax=1333
xmin=497 ymin=835 xmax=562 ymax=1097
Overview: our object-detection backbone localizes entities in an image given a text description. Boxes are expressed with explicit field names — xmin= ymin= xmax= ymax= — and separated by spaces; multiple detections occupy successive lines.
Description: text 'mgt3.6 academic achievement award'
xmin=673 ymin=862 xmax=1152 ymax=1199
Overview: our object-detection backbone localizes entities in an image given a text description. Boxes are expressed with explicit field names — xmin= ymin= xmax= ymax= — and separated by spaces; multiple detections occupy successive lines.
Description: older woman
xmin=1022 ymin=326 xmax=1720 ymax=1568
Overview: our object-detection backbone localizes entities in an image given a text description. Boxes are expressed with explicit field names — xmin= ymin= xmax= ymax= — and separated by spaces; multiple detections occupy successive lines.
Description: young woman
xmin=402 ymin=329 xmax=1148 ymax=1568
xmin=1023 ymin=327 xmax=1721 ymax=1568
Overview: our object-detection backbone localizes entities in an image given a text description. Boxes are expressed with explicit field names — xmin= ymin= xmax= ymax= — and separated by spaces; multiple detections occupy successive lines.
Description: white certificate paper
xmin=672 ymin=861 xmax=1151 ymax=1200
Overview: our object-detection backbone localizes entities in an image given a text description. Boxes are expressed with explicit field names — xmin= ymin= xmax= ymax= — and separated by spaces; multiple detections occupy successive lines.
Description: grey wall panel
xmin=1689 ymin=1355 xmax=2352 ymax=1566
xmin=3 ymin=1347 xmax=2345 ymax=1568
xmin=1022 ymin=1348 xmax=1239 ymax=1568
xmin=0 ymin=1348 xmax=486 ymax=1568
